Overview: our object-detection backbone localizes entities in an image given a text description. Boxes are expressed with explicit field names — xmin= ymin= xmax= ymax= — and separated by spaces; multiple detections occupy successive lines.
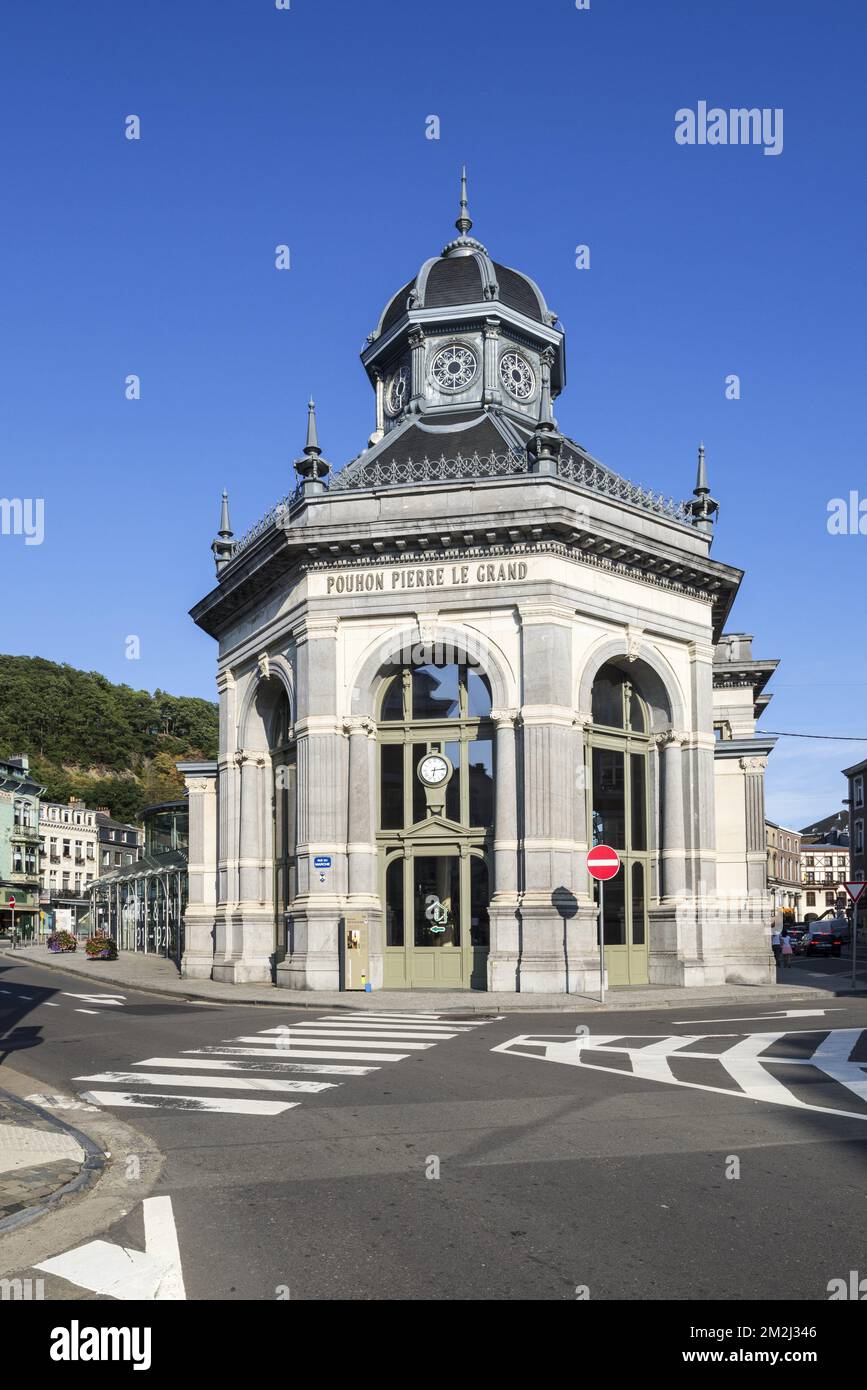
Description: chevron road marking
xmin=492 ymin=1029 xmax=867 ymax=1121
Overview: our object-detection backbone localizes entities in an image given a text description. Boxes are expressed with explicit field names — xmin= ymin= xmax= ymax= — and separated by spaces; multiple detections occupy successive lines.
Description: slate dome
xmin=375 ymin=173 xmax=554 ymax=337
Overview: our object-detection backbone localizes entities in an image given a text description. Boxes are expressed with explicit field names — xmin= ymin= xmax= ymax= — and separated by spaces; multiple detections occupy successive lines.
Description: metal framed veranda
xmin=89 ymin=854 xmax=187 ymax=962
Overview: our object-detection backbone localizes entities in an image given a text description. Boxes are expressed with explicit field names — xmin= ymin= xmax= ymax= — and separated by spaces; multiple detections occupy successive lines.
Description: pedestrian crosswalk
xmin=491 ymin=1029 xmax=867 ymax=1121
xmin=73 ymin=1011 xmax=490 ymax=1117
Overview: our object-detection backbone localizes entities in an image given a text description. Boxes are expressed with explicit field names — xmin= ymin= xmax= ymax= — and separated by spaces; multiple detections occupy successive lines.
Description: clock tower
xmin=362 ymin=170 xmax=565 ymax=449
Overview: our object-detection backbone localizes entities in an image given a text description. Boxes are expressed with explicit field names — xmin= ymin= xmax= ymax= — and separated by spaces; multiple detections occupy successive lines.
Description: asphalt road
xmin=2 ymin=954 xmax=866 ymax=1301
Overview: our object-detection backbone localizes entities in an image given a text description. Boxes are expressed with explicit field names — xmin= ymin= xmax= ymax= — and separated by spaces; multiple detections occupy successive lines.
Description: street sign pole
xmin=844 ymin=883 xmax=865 ymax=991
xmin=598 ymin=879 xmax=605 ymax=1005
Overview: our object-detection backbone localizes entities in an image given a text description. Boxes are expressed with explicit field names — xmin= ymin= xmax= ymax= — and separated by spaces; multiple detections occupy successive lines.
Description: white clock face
xmin=419 ymin=754 xmax=450 ymax=786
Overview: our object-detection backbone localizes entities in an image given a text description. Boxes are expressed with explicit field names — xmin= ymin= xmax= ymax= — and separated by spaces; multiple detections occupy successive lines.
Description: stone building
xmin=182 ymin=177 xmax=779 ymax=993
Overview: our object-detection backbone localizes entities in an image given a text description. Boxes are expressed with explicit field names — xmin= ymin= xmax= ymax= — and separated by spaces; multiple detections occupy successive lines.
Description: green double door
xmin=591 ymin=742 xmax=650 ymax=986
xmin=383 ymin=848 xmax=490 ymax=989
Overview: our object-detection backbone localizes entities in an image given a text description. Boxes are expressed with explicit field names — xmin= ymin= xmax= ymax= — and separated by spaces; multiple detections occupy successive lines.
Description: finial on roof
xmin=212 ymin=488 xmax=234 ymax=574
xmin=218 ymin=488 xmax=232 ymax=538
xmin=688 ymin=441 xmax=719 ymax=535
xmin=305 ymin=398 xmax=320 ymax=456
xmin=295 ymin=397 xmax=330 ymax=491
xmin=455 ymin=166 xmax=473 ymax=237
xmin=696 ymin=441 xmax=708 ymax=493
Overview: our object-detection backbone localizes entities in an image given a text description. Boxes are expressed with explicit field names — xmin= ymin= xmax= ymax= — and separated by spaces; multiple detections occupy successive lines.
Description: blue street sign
xmin=313 ymin=855 xmax=332 ymax=869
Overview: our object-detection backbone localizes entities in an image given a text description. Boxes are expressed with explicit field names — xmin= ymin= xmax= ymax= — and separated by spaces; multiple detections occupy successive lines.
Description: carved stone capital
xmin=656 ymin=729 xmax=687 ymax=750
xmin=739 ymin=756 xmax=767 ymax=774
xmin=343 ymin=716 xmax=376 ymax=739
xmin=490 ymin=707 xmax=520 ymax=729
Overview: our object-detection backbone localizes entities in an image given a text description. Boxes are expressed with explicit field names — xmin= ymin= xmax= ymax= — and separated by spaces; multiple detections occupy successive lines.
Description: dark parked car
xmin=800 ymin=923 xmax=845 ymax=957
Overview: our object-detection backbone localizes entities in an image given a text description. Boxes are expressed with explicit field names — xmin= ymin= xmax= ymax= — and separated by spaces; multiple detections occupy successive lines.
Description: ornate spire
xmin=688 ymin=441 xmax=719 ymax=534
xmin=304 ymin=397 xmax=320 ymax=455
xmin=455 ymin=166 xmax=472 ymax=237
xmin=212 ymin=489 xmax=234 ymax=573
xmin=527 ymin=348 xmax=563 ymax=475
xmin=294 ymin=398 xmax=330 ymax=492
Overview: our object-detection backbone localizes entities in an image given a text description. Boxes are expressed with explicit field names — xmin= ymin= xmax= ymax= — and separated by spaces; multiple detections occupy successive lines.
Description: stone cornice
xmin=302 ymin=539 xmax=719 ymax=608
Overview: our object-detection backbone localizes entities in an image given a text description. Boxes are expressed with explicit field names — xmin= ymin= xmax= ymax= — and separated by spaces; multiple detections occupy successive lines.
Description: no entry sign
xmin=587 ymin=845 xmax=621 ymax=881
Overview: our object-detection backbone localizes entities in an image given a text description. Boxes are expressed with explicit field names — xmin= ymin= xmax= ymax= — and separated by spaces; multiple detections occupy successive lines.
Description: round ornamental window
xmin=385 ymin=366 xmax=409 ymax=417
xmin=499 ymin=351 xmax=535 ymax=400
xmin=431 ymin=343 xmax=478 ymax=392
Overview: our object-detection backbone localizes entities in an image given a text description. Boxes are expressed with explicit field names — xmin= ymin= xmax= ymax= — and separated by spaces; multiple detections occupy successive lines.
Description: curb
xmin=0 ymin=948 xmax=855 ymax=1013
xmin=0 ymin=1088 xmax=105 ymax=1235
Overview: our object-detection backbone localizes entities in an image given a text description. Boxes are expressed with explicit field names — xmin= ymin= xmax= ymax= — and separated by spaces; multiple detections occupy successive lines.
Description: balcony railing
xmin=11 ymin=824 xmax=40 ymax=842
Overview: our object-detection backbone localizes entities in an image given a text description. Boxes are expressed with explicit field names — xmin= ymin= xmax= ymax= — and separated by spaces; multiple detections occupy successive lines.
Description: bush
xmin=47 ymin=930 xmax=77 ymax=953
xmin=85 ymin=935 xmax=118 ymax=960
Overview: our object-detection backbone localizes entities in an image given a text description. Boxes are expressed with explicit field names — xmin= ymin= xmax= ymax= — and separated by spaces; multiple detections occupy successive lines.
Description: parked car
xmin=799 ymin=922 xmax=846 ymax=957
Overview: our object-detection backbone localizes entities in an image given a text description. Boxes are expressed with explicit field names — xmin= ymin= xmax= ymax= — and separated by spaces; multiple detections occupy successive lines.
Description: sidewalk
xmin=1 ymin=942 xmax=856 ymax=1014
xmin=0 ymin=1087 xmax=103 ymax=1232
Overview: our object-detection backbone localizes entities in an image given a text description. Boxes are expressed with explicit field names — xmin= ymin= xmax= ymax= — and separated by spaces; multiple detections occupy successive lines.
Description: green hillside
xmin=0 ymin=655 xmax=218 ymax=821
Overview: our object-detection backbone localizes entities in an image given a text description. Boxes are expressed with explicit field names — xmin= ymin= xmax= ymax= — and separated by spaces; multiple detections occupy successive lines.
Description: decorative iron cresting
xmin=231 ymin=447 xmax=693 ymax=557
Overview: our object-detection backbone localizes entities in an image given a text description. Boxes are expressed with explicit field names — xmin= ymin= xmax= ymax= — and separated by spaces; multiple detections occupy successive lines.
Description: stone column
xmin=572 ymin=709 xmax=593 ymax=896
xmin=277 ymin=617 xmax=344 ymax=991
xmin=741 ymin=756 xmax=768 ymax=893
xmin=344 ymin=715 xmax=382 ymax=987
xmin=511 ymin=602 xmax=585 ymax=992
xmin=482 ymin=317 xmax=501 ymax=405
xmin=658 ymin=730 xmax=687 ymax=899
xmin=492 ymin=708 xmax=519 ymax=894
xmin=179 ymin=766 xmax=217 ymax=979
xmin=345 ymin=717 xmax=377 ymax=897
xmin=487 ymin=708 xmax=520 ymax=991
xmin=408 ymin=327 xmax=425 ymax=414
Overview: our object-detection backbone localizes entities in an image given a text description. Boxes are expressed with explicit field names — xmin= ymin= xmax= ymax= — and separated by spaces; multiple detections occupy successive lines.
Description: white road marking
xmin=74 ymin=1008 xmax=99 ymax=1015
xmin=810 ymin=1030 xmax=867 ymax=1104
xmin=75 ymin=1071 xmax=336 ymax=1093
xmin=716 ymin=1033 xmax=797 ymax=1104
xmin=37 ymin=1194 xmax=186 ymax=1300
xmin=262 ymin=1026 xmax=459 ymax=1040
xmin=181 ymin=1047 xmax=382 ymax=1071
xmin=233 ymin=1034 xmax=431 ymax=1051
xmin=62 ymin=992 xmax=126 ymax=1006
xmin=672 ymin=1009 xmax=842 ymax=1024
xmin=170 ymin=1050 xmax=375 ymax=1073
xmin=221 ymin=1046 xmax=410 ymax=1062
xmin=626 ymin=1035 xmax=708 ymax=1083
xmin=493 ymin=1029 xmax=867 ymax=1122
xmin=80 ymin=1090 xmax=299 ymax=1115
xmin=44 ymin=1001 xmax=59 ymax=1007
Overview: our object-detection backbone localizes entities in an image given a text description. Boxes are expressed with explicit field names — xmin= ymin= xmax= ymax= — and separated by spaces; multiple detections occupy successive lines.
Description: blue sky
xmin=1 ymin=0 xmax=865 ymax=827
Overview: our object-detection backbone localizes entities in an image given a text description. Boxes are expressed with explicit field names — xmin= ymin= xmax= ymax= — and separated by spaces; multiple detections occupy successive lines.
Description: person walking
xmin=771 ymin=924 xmax=782 ymax=967
xmin=780 ymin=929 xmax=794 ymax=969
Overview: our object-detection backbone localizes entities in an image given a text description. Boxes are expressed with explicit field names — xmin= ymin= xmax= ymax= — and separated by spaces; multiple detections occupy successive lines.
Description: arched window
xmin=270 ymin=690 xmax=296 ymax=956
xmin=377 ymin=663 xmax=493 ymax=829
xmin=589 ymin=662 xmax=651 ymax=985
xmin=377 ymin=661 xmax=493 ymax=991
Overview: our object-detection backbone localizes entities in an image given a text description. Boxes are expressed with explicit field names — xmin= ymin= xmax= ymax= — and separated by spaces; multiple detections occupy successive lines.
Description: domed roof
xmin=375 ymin=172 xmax=554 ymax=336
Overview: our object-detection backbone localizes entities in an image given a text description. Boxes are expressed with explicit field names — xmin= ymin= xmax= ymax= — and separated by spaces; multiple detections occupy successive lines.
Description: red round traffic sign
xmin=7 ymin=896 xmax=15 ymax=907
xmin=587 ymin=845 xmax=621 ymax=881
